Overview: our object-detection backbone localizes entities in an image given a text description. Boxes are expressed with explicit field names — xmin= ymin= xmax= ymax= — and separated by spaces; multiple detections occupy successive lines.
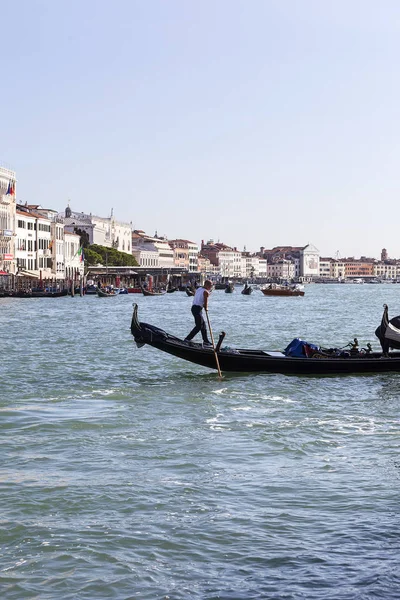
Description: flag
xmin=6 ymin=180 xmax=15 ymax=195
xmin=78 ymin=246 xmax=85 ymax=262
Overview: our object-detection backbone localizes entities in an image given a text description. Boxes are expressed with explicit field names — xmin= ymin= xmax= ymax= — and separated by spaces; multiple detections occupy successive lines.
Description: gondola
xmin=8 ymin=289 xmax=69 ymax=298
xmin=186 ymin=287 xmax=195 ymax=297
xmin=167 ymin=287 xmax=177 ymax=293
xmin=261 ymin=284 xmax=305 ymax=297
xmin=241 ymin=285 xmax=252 ymax=295
xmin=85 ymin=285 xmax=99 ymax=295
xmin=130 ymin=303 xmax=400 ymax=375
xmin=225 ymin=283 xmax=234 ymax=293
xmin=97 ymin=288 xmax=120 ymax=297
xmin=375 ymin=303 xmax=400 ymax=353
xmin=141 ymin=287 xmax=166 ymax=297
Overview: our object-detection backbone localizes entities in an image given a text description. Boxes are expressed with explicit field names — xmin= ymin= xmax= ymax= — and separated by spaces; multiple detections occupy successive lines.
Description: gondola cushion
xmin=284 ymin=338 xmax=320 ymax=357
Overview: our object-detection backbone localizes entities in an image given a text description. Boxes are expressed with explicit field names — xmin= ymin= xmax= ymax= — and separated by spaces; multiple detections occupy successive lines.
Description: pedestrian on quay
xmin=185 ymin=280 xmax=213 ymax=346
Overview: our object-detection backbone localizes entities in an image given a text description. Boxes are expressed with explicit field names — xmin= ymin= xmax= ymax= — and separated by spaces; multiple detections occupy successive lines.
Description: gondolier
xmin=185 ymin=280 xmax=213 ymax=347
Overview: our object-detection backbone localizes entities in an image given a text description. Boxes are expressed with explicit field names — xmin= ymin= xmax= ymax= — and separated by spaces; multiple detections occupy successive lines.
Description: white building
xmin=267 ymin=259 xmax=295 ymax=280
xmin=64 ymin=231 xmax=85 ymax=280
xmin=300 ymin=244 xmax=320 ymax=280
xmin=15 ymin=206 xmax=55 ymax=279
xmin=319 ymin=258 xmax=333 ymax=278
xmin=132 ymin=231 xmax=175 ymax=269
xmin=52 ymin=218 xmax=66 ymax=280
xmin=60 ymin=206 xmax=132 ymax=254
xmin=373 ymin=262 xmax=398 ymax=280
xmin=132 ymin=247 xmax=159 ymax=268
xmin=218 ymin=248 xmax=243 ymax=278
xmin=330 ymin=260 xmax=347 ymax=279
xmin=15 ymin=205 xmax=84 ymax=281
xmin=0 ymin=166 xmax=16 ymax=274
xmin=241 ymin=253 xmax=268 ymax=279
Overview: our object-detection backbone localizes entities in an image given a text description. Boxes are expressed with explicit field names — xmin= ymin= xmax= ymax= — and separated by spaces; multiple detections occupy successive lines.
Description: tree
xmin=84 ymin=247 xmax=103 ymax=266
xmin=84 ymin=244 xmax=139 ymax=267
xmin=73 ymin=228 xmax=90 ymax=248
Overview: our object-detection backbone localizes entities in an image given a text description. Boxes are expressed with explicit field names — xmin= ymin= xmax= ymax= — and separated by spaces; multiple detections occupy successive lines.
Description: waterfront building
xmin=344 ymin=257 xmax=374 ymax=279
xmin=330 ymin=259 xmax=347 ymax=279
xmin=169 ymin=239 xmax=199 ymax=272
xmin=60 ymin=206 xmax=132 ymax=254
xmin=200 ymin=240 xmax=243 ymax=278
xmin=64 ymin=231 xmax=84 ymax=281
xmin=267 ymin=259 xmax=295 ymax=280
xmin=374 ymin=249 xmax=399 ymax=280
xmin=241 ymin=252 xmax=267 ymax=279
xmin=52 ymin=218 xmax=66 ymax=280
xmin=132 ymin=246 xmax=159 ymax=268
xmin=218 ymin=246 xmax=243 ymax=279
xmin=132 ymin=230 xmax=174 ymax=269
xmin=0 ymin=165 xmax=16 ymax=274
xmin=318 ymin=258 xmax=332 ymax=278
xmin=197 ymin=254 xmax=212 ymax=276
xmin=373 ymin=260 xmax=398 ymax=281
xmin=261 ymin=246 xmax=300 ymax=279
xmin=300 ymin=244 xmax=320 ymax=280
xmin=260 ymin=244 xmax=319 ymax=280
xmin=321 ymin=257 xmax=377 ymax=280
xmin=23 ymin=204 xmax=67 ymax=280
xmin=15 ymin=206 xmax=52 ymax=279
xmin=15 ymin=204 xmax=84 ymax=282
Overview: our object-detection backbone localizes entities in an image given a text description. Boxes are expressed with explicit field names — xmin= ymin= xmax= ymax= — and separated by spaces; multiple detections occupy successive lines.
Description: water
xmin=1 ymin=285 xmax=400 ymax=599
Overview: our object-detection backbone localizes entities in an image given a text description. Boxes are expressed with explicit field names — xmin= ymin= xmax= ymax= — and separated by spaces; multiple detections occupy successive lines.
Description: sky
xmin=2 ymin=0 xmax=400 ymax=259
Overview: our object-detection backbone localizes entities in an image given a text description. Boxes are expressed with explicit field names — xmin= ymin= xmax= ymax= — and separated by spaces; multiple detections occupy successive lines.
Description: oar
xmin=205 ymin=310 xmax=223 ymax=379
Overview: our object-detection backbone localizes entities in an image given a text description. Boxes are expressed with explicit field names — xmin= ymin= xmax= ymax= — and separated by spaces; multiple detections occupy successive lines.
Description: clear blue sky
xmin=2 ymin=0 xmax=400 ymax=258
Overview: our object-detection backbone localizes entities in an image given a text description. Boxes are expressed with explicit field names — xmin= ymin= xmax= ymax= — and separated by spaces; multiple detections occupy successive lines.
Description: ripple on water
xmin=1 ymin=290 xmax=400 ymax=598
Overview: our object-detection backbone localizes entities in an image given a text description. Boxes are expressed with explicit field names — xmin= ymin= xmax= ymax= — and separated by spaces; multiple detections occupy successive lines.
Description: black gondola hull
xmin=130 ymin=304 xmax=400 ymax=375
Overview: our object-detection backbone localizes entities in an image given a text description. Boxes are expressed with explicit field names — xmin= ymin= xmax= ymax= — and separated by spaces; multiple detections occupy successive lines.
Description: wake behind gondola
xmin=130 ymin=304 xmax=400 ymax=375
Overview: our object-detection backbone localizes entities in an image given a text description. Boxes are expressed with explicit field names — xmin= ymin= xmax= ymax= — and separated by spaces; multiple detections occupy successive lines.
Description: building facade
xmin=132 ymin=231 xmax=175 ymax=269
xmin=200 ymin=240 xmax=243 ymax=278
xmin=300 ymin=244 xmax=320 ymax=279
xmin=0 ymin=166 xmax=16 ymax=274
xmin=15 ymin=207 xmax=52 ymax=278
xmin=267 ymin=259 xmax=295 ymax=280
xmin=169 ymin=239 xmax=199 ymax=272
xmin=61 ymin=206 xmax=132 ymax=254
xmin=64 ymin=231 xmax=85 ymax=280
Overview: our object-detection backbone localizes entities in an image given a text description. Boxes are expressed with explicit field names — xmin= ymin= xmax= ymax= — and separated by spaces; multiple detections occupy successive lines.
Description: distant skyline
xmin=3 ymin=0 xmax=400 ymax=259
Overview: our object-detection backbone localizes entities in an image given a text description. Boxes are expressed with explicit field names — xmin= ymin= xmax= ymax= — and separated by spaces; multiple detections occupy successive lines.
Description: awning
xmin=0 ymin=271 xmax=9 ymax=275
xmin=16 ymin=270 xmax=41 ymax=279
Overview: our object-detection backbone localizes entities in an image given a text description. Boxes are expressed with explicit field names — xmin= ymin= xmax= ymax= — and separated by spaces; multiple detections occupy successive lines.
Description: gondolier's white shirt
xmin=192 ymin=287 xmax=208 ymax=308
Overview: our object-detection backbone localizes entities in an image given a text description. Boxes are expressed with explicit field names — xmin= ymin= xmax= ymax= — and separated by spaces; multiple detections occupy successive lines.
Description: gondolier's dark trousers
xmin=185 ymin=305 xmax=210 ymax=343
